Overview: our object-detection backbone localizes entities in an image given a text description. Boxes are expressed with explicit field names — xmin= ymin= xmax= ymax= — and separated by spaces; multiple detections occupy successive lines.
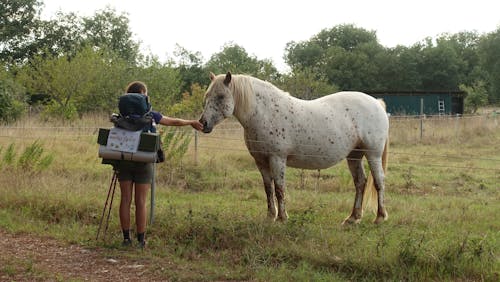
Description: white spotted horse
xmin=199 ymin=72 xmax=389 ymax=224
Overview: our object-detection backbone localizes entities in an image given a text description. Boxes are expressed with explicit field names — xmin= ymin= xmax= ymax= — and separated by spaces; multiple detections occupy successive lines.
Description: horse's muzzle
xmin=199 ymin=118 xmax=212 ymax=133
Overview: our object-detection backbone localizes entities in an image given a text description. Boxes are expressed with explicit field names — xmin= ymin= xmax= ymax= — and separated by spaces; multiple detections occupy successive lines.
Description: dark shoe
xmin=138 ymin=240 xmax=146 ymax=249
xmin=122 ymin=239 xmax=132 ymax=247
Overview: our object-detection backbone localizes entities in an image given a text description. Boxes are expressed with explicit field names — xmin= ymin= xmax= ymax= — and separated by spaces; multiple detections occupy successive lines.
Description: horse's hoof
xmin=342 ymin=216 xmax=361 ymax=225
xmin=266 ymin=215 xmax=277 ymax=222
xmin=373 ymin=212 xmax=388 ymax=224
xmin=277 ymin=212 xmax=288 ymax=222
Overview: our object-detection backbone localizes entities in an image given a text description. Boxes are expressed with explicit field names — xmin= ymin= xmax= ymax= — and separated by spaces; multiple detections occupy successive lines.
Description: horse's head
xmin=199 ymin=72 xmax=235 ymax=133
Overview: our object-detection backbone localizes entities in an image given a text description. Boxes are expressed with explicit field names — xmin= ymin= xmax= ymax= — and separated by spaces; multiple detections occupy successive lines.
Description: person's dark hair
xmin=126 ymin=81 xmax=147 ymax=94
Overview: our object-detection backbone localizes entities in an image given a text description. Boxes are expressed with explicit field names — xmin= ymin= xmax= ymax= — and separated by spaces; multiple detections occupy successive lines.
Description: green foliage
xmin=41 ymin=100 xmax=78 ymax=121
xmin=0 ymin=67 xmax=26 ymax=123
xmin=172 ymin=44 xmax=210 ymax=94
xmin=276 ymin=68 xmax=338 ymax=99
xmin=81 ymin=7 xmax=140 ymax=63
xmin=130 ymin=58 xmax=183 ymax=114
xmin=205 ymin=43 xmax=278 ymax=81
xmin=285 ymin=24 xmax=387 ymax=90
xmin=1 ymin=3 xmax=140 ymax=65
xmin=0 ymin=0 xmax=42 ymax=63
xmin=460 ymin=80 xmax=489 ymax=113
xmin=416 ymin=38 xmax=465 ymax=90
xmin=0 ymin=88 xmax=25 ymax=123
xmin=2 ymin=143 xmax=16 ymax=166
xmin=17 ymin=140 xmax=54 ymax=171
xmin=160 ymin=127 xmax=192 ymax=164
xmin=479 ymin=27 xmax=500 ymax=103
xmin=168 ymin=83 xmax=205 ymax=118
xmin=1 ymin=141 xmax=53 ymax=172
xmin=16 ymin=46 xmax=130 ymax=118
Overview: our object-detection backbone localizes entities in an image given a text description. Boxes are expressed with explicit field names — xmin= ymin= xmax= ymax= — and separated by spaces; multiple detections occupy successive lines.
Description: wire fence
xmin=0 ymin=114 xmax=499 ymax=174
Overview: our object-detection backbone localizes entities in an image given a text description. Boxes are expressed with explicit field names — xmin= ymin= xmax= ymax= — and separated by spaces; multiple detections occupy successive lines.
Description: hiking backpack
xmin=111 ymin=93 xmax=154 ymax=132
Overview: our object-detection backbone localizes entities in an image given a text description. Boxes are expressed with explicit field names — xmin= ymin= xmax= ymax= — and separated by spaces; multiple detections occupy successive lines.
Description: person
xmin=116 ymin=81 xmax=203 ymax=248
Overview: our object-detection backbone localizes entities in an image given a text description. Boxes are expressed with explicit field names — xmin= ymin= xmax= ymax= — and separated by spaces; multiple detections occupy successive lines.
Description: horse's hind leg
xmin=255 ymin=160 xmax=277 ymax=220
xmin=269 ymin=156 xmax=288 ymax=221
xmin=366 ymin=154 xmax=388 ymax=224
xmin=343 ymin=150 xmax=367 ymax=225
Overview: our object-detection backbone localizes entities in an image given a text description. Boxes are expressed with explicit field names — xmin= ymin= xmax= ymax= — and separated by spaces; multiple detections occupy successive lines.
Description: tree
xmin=168 ymin=83 xmax=205 ymax=118
xmin=276 ymin=68 xmax=338 ymax=100
xmin=0 ymin=65 xmax=25 ymax=122
xmin=0 ymin=0 xmax=42 ymax=63
xmin=82 ymin=7 xmax=140 ymax=64
xmin=460 ymin=81 xmax=488 ymax=113
xmin=16 ymin=46 xmax=129 ymax=119
xmin=478 ymin=27 xmax=500 ymax=103
xmin=437 ymin=31 xmax=484 ymax=86
xmin=33 ymin=12 xmax=85 ymax=58
xmin=2 ymin=4 xmax=140 ymax=65
xmin=284 ymin=24 xmax=384 ymax=90
xmin=205 ymin=43 xmax=278 ymax=81
xmin=130 ymin=57 xmax=183 ymax=115
xmin=172 ymin=44 xmax=209 ymax=94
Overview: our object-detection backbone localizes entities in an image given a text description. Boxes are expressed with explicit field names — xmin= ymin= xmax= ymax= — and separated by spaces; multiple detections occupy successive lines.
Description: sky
xmin=40 ymin=0 xmax=500 ymax=72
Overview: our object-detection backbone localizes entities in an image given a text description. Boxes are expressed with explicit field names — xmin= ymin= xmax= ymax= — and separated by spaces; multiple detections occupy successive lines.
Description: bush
xmin=41 ymin=100 xmax=78 ymax=121
xmin=0 ymin=141 xmax=54 ymax=172
xmin=0 ymin=71 xmax=26 ymax=123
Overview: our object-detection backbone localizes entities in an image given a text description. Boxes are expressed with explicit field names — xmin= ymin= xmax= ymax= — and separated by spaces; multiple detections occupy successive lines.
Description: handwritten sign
xmin=106 ymin=127 xmax=142 ymax=153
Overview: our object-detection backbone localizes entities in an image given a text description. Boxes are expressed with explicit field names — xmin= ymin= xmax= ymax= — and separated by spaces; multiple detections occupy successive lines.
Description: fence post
xmin=194 ymin=130 xmax=198 ymax=165
xmin=420 ymin=98 xmax=424 ymax=140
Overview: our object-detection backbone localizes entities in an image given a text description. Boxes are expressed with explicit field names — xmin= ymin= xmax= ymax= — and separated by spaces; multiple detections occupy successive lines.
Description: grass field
xmin=0 ymin=112 xmax=499 ymax=281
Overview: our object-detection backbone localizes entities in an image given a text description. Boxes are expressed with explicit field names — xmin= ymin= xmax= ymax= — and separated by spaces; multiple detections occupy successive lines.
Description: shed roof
xmin=366 ymin=90 xmax=466 ymax=97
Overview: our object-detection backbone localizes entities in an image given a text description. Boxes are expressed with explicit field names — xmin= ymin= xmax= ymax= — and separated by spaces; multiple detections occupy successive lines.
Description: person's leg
xmin=134 ymin=183 xmax=150 ymax=246
xmin=134 ymin=183 xmax=150 ymax=234
xmin=119 ymin=180 xmax=133 ymax=242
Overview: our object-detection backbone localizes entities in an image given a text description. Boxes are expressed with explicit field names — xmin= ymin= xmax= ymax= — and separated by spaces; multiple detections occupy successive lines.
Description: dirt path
xmin=0 ymin=229 xmax=164 ymax=281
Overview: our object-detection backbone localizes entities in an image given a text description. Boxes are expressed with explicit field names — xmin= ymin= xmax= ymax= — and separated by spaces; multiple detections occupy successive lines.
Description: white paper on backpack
xmin=106 ymin=127 xmax=142 ymax=153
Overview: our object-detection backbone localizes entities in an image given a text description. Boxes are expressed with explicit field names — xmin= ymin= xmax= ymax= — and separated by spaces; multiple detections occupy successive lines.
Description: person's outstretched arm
xmin=159 ymin=116 xmax=203 ymax=131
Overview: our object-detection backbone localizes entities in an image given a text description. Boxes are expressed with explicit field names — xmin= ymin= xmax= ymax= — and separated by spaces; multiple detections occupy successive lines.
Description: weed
xmin=402 ymin=167 xmax=416 ymax=190
xmin=0 ymin=140 xmax=53 ymax=173
xmin=2 ymin=143 xmax=15 ymax=165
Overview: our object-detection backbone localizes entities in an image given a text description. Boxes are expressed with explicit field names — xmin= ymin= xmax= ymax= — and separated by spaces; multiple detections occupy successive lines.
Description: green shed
xmin=366 ymin=91 xmax=466 ymax=116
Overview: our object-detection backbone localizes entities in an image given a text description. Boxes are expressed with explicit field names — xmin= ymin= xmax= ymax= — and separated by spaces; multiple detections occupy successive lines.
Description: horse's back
xmin=316 ymin=91 xmax=389 ymax=147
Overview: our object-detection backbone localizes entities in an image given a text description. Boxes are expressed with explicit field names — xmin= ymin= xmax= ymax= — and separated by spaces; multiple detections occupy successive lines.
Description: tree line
xmin=1 ymin=0 xmax=499 ymax=122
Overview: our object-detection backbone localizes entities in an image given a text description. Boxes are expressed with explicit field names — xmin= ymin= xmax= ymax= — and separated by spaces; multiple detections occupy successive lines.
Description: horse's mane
xmin=217 ymin=74 xmax=288 ymax=118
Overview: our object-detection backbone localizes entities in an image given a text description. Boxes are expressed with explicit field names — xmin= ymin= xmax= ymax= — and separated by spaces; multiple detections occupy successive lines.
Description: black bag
xmin=112 ymin=115 xmax=153 ymax=131
xmin=112 ymin=93 xmax=153 ymax=132
xmin=156 ymin=146 xmax=165 ymax=163
xmin=118 ymin=93 xmax=151 ymax=117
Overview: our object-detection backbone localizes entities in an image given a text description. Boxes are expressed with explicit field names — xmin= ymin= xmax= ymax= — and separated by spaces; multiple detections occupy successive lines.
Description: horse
xmin=199 ymin=72 xmax=389 ymax=224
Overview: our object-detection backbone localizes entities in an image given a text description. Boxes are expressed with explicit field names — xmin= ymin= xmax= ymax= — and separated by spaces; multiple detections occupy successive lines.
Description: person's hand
xmin=190 ymin=120 xmax=204 ymax=131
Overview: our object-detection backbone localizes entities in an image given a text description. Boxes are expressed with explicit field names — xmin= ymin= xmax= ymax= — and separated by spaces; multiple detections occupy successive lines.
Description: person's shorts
xmin=115 ymin=161 xmax=153 ymax=184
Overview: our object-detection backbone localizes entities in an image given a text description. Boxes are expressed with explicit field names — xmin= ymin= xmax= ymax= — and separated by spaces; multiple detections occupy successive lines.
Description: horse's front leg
xmin=255 ymin=160 xmax=277 ymax=220
xmin=269 ymin=155 xmax=288 ymax=221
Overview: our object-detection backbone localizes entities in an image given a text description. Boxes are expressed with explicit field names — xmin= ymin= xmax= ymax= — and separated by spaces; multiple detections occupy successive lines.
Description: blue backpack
xmin=111 ymin=93 xmax=154 ymax=132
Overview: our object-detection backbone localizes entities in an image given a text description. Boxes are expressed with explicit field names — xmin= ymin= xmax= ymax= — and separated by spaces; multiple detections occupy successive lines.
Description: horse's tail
xmin=363 ymin=99 xmax=389 ymax=214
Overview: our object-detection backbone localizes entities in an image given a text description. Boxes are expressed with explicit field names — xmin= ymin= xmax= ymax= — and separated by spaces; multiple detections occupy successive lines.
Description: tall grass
xmin=0 ymin=113 xmax=499 ymax=281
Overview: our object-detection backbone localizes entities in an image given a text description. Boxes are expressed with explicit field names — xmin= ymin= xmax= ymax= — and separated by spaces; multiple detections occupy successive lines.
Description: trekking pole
xmin=150 ymin=163 xmax=156 ymax=225
xmin=96 ymin=170 xmax=117 ymax=240
xmin=103 ymin=171 xmax=118 ymax=240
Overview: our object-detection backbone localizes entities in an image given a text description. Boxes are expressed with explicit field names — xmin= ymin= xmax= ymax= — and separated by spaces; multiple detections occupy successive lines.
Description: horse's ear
xmin=209 ymin=72 xmax=216 ymax=81
xmin=223 ymin=72 xmax=232 ymax=86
